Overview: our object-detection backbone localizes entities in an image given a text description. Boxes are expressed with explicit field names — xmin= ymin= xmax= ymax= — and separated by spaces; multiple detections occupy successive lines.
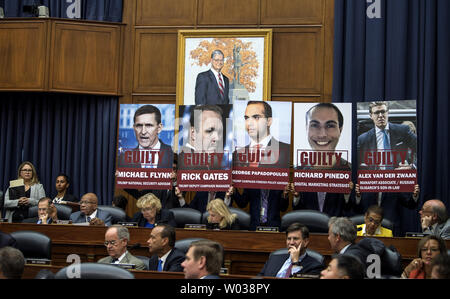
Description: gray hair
xmin=432 ymin=205 xmax=449 ymax=224
xmin=110 ymin=225 xmax=130 ymax=241
xmin=211 ymin=49 xmax=224 ymax=59
xmin=329 ymin=217 xmax=357 ymax=243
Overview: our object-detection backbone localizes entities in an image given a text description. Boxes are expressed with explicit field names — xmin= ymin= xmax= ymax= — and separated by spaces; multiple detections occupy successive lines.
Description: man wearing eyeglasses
xmin=195 ymin=49 xmax=230 ymax=105
xmin=420 ymin=199 xmax=450 ymax=240
xmin=98 ymin=225 xmax=146 ymax=270
xmin=69 ymin=193 xmax=112 ymax=226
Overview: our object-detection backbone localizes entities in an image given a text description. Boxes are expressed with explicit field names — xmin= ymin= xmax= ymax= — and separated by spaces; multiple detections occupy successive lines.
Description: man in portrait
xmin=194 ymin=50 xmax=230 ymax=105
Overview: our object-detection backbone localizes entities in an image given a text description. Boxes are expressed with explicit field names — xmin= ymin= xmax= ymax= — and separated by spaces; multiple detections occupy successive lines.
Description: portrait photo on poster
xmin=293 ymin=102 xmax=352 ymax=168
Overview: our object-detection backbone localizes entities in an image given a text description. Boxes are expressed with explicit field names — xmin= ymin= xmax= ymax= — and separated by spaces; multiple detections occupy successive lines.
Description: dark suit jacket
xmin=234 ymin=137 xmax=291 ymax=169
xmin=293 ymin=192 xmax=353 ymax=217
xmin=232 ymin=189 xmax=288 ymax=230
xmin=259 ymin=253 xmax=324 ymax=277
xmin=195 ymin=70 xmax=230 ymax=105
xmin=131 ymin=209 xmax=177 ymax=228
xmin=357 ymin=122 xmax=417 ymax=169
xmin=53 ymin=193 xmax=78 ymax=203
xmin=148 ymin=248 xmax=185 ymax=272
xmin=118 ymin=141 xmax=173 ymax=169
xmin=0 ymin=231 xmax=17 ymax=248
xmin=184 ymin=191 xmax=226 ymax=214
xmin=69 ymin=209 xmax=113 ymax=226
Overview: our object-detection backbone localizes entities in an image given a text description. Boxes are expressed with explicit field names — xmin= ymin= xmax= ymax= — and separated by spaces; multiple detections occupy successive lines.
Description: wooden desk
xmin=2 ymin=223 xmax=445 ymax=276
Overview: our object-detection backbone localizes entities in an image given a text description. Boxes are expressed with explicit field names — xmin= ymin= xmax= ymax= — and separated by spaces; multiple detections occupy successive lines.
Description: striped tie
xmin=218 ymin=73 xmax=224 ymax=98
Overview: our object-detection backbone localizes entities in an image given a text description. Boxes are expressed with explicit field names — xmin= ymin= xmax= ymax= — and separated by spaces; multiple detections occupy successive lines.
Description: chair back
xmin=97 ymin=205 xmax=126 ymax=224
xmin=174 ymin=238 xmax=208 ymax=254
xmin=27 ymin=203 xmax=73 ymax=220
xmin=135 ymin=255 xmax=150 ymax=270
xmin=10 ymin=230 xmax=51 ymax=260
xmin=281 ymin=210 xmax=330 ymax=233
xmin=55 ymin=263 xmax=134 ymax=279
xmin=169 ymin=208 xmax=202 ymax=228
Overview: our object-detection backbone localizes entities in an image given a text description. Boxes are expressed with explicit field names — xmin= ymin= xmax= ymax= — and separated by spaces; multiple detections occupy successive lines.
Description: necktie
xmin=382 ymin=130 xmax=390 ymax=150
xmin=260 ymin=189 xmax=269 ymax=224
xmin=317 ymin=192 xmax=326 ymax=212
xmin=157 ymin=259 xmax=163 ymax=271
xmin=284 ymin=262 xmax=294 ymax=278
xmin=249 ymin=144 xmax=261 ymax=167
xmin=111 ymin=258 xmax=119 ymax=263
xmin=87 ymin=216 xmax=91 ymax=223
xmin=218 ymin=73 xmax=224 ymax=98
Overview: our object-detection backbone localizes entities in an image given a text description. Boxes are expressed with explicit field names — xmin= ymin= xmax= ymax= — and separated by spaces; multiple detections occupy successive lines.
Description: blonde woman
xmin=4 ymin=161 xmax=46 ymax=222
xmin=131 ymin=193 xmax=176 ymax=228
xmin=206 ymin=199 xmax=240 ymax=230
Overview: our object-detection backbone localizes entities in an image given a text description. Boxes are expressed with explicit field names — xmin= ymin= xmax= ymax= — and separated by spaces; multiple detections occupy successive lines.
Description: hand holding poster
xmin=357 ymin=100 xmax=417 ymax=192
xmin=293 ymin=103 xmax=352 ymax=193
xmin=116 ymin=104 xmax=175 ymax=189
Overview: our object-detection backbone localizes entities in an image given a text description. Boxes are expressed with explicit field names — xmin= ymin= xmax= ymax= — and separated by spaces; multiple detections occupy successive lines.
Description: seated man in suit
xmin=420 ymin=199 xmax=450 ymax=240
xmin=181 ymin=240 xmax=224 ymax=279
xmin=195 ymin=49 xmax=230 ymax=105
xmin=147 ymin=224 xmax=184 ymax=272
xmin=70 ymin=193 xmax=112 ymax=226
xmin=97 ymin=225 xmax=146 ymax=270
xmin=259 ymin=223 xmax=324 ymax=278
xmin=22 ymin=197 xmax=58 ymax=224
xmin=357 ymin=205 xmax=393 ymax=237
xmin=327 ymin=217 xmax=363 ymax=263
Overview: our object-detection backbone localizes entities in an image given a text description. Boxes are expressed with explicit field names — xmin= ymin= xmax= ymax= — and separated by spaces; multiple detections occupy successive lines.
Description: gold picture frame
xmin=176 ymin=29 xmax=272 ymax=107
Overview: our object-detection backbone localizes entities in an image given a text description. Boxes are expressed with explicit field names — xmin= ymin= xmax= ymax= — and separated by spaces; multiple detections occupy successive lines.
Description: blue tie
xmin=382 ymin=130 xmax=390 ymax=150
xmin=157 ymin=259 xmax=163 ymax=271
xmin=260 ymin=189 xmax=269 ymax=224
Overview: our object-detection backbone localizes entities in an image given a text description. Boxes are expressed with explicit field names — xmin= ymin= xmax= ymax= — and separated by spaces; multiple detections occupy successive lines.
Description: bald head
xmin=422 ymin=199 xmax=448 ymax=224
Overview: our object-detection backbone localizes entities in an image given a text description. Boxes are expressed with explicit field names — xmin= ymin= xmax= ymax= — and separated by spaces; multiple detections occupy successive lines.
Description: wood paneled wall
xmin=121 ymin=0 xmax=334 ymax=104
xmin=119 ymin=0 xmax=335 ymax=214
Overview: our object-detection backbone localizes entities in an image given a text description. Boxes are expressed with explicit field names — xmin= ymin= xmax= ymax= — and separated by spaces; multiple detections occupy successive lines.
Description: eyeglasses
xmin=372 ymin=110 xmax=388 ymax=115
xmin=104 ymin=240 xmax=119 ymax=246
xmin=420 ymin=247 xmax=440 ymax=253
xmin=212 ymin=58 xmax=224 ymax=63
xmin=20 ymin=169 xmax=32 ymax=172
xmin=367 ymin=217 xmax=381 ymax=226
xmin=80 ymin=201 xmax=96 ymax=205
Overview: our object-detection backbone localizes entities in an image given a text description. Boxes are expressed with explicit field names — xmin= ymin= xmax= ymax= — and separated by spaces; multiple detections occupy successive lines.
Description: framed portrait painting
xmin=176 ymin=29 xmax=272 ymax=106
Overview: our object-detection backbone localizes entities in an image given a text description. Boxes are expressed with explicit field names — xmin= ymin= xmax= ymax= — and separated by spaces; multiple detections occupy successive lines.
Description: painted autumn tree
xmin=189 ymin=38 xmax=259 ymax=93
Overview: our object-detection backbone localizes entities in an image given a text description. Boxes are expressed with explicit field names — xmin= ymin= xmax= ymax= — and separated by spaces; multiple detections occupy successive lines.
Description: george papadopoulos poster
xmin=357 ymin=100 xmax=417 ymax=192
xmin=232 ymin=100 xmax=291 ymax=190
xmin=116 ymin=104 xmax=175 ymax=190
xmin=293 ymin=102 xmax=352 ymax=193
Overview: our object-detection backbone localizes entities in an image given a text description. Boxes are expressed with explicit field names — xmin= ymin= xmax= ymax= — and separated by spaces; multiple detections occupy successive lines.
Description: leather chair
xmin=28 ymin=203 xmax=73 ymax=220
xmin=270 ymin=248 xmax=325 ymax=265
xmin=280 ymin=210 xmax=330 ymax=233
xmin=174 ymin=238 xmax=208 ymax=254
xmin=201 ymin=207 xmax=251 ymax=230
xmin=169 ymin=208 xmax=202 ymax=228
xmin=55 ymin=263 xmax=134 ymax=279
xmin=381 ymin=246 xmax=402 ymax=277
xmin=97 ymin=205 xmax=126 ymax=224
xmin=349 ymin=214 xmax=394 ymax=231
xmin=10 ymin=230 xmax=51 ymax=260
xmin=135 ymin=255 xmax=150 ymax=270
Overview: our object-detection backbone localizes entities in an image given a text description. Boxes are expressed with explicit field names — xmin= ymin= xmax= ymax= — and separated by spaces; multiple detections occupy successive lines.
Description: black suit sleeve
xmin=195 ymin=72 xmax=208 ymax=105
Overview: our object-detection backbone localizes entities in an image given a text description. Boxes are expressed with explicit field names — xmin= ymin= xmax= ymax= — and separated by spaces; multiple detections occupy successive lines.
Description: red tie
xmin=284 ymin=262 xmax=294 ymax=278
xmin=218 ymin=73 xmax=224 ymax=98
xmin=249 ymin=144 xmax=261 ymax=168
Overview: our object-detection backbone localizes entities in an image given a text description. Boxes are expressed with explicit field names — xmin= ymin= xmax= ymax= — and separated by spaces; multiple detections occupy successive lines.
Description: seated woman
xmin=401 ymin=235 xmax=447 ymax=279
xmin=4 ymin=161 xmax=46 ymax=222
xmin=53 ymin=173 xmax=78 ymax=203
xmin=357 ymin=205 xmax=393 ymax=237
xmin=131 ymin=193 xmax=176 ymax=228
xmin=206 ymin=199 xmax=240 ymax=230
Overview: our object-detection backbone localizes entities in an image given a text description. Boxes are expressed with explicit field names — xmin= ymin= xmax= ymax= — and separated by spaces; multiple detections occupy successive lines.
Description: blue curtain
xmin=1 ymin=0 xmax=122 ymax=22
xmin=333 ymin=0 xmax=450 ymax=233
xmin=0 ymin=93 xmax=118 ymax=205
